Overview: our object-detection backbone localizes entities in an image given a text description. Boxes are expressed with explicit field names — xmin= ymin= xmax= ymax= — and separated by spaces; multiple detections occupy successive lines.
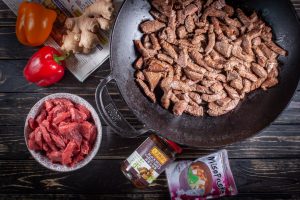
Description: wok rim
xmin=107 ymin=0 xmax=300 ymax=147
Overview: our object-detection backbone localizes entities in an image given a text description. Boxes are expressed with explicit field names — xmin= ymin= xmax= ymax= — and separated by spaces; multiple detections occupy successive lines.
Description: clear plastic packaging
xmin=165 ymin=150 xmax=237 ymax=200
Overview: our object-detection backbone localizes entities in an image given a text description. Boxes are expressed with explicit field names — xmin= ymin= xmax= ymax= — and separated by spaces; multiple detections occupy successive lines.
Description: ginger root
xmin=61 ymin=0 xmax=114 ymax=54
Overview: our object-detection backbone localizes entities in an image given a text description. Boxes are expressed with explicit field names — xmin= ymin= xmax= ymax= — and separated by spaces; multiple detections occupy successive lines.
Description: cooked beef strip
xmin=150 ymin=9 xmax=168 ymax=23
xmin=183 ymin=4 xmax=198 ymax=16
xmin=144 ymin=71 xmax=162 ymax=91
xmin=185 ymin=105 xmax=204 ymax=116
xmin=151 ymin=0 xmax=173 ymax=17
xmin=134 ymin=57 xmax=144 ymax=70
xmin=160 ymin=40 xmax=178 ymax=59
xmin=140 ymin=20 xmax=166 ymax=34
xmin=133 ymin=0 xmax=287 ymax=117
xmin=205 ymin=25 xmax=216 ymax=54
xmin=136 ymin=79 xmax=156 ymax=103
xmin=173 ymin=100 xmax=189 ymax=115
xmin=251 ymin=63 xmax=268 ymax=78
xmin=157 ymin=53 xmax=174 ymax=64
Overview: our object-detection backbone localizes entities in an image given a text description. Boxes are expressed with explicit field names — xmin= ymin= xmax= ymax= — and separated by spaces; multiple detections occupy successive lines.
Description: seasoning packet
xmin=165 ymin=150 xmax=237 ymax=200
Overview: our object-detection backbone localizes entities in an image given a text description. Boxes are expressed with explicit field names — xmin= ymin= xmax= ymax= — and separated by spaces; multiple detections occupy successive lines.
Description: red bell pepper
xmin=24 ymin=46 xmax=66 ymax=87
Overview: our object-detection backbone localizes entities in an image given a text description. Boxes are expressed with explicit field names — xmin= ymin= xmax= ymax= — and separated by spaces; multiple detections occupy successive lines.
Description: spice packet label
xmin=124 ymin=137 xmax=172 ymax=184
xmin=166 ymin=150 xmax=238 ymax=200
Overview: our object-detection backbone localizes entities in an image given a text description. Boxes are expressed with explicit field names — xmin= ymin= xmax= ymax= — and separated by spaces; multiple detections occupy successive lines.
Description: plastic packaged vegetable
xmin=165 ymin=150 xmax=237 ymax=200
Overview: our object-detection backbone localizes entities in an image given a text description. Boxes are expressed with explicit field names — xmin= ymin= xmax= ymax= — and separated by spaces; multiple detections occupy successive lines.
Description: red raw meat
xmin=53 ymin=111 xmax=71 ymax=125
xmin=71 ymin=153 xmax=85 ymax=166
xmin=49 ymin=105 xmax=67 ymax=119
xmin=36 ymin=109 xmax=47 ymax=124
xmin=58 ymin=122 xmax=79 ymax=135
xmin=58 ymin=122 xmax=82 ymax=147
xmin=47 ymin=151 xmax=62 ymax=163
xmin=75 ymin=104 xmax=91 ymax=120
xmin=45 ymin=100 xmax=54 ymax=112
xmin=40 ymin=125 xmax=58 ymax=151
xmin=81 ymin=140 xmax=90 ymax=155
xmin=53 ymin=98 xmax=74 ymax=109
xmin=70 ymin=107 xmax=87 ymax=123
xmin=28 ymin=118 xmax=37 ymax=130
xmin=80 ymin=121 xmax=97 ymax=143
xmin=43 ymin=143 xmax=50 ymax=152
xmin=28 ymin=131 xmax=41 ymax=151
xmin=51 ymin=134 xmax=66 ymax=149
xmin=27 ymin=98 xmax=97 ymax=166
xmin=34 ymin=128 xmax=43 ymax=148
xmin=62 ymin=141 xmax=77 ymax=165
xmin=41 ymin=120 xmax=56 ymax=134
xmin=89 ymin=126 xmax=97 ymax=146
xmin=46 ymin=114 xmax=53 ymax=123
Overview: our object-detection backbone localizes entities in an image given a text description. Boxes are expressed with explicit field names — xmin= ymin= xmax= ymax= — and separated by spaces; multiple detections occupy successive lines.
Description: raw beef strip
xmin=49 ymin=105 xmax=67 ymax=119
xmin=28 ymin=131 xmax=40 ymax=151
xmin=58 ymin=122 xmax=82 ymax=147
xmin=80 ymin=121 xmax=97 ymax=143
xmin=53 ymin=111 xmax=71 ymax=125
xmin=28 ymin=118 xmax=37 ymax=130
xmin=75 ymin=104 xmax=91 ymax=120
xmin=53 ymin=98 xmax=74 ymax=109
xmin=70 ymin=107 xmax=88 ymax=123
xmin=81 ymin=140 xmax=90 ymax=155
xmin=58 ymin=122 xmax=79 ymax=134
xmin=36 ymin=110 xmax=47 ymax=124
xmin=44 ymin=100 xmax=54 ymax=112
xmin=40 ymin=125 xmax=58 ymax=151
xmin=47 ymin=151 xmax=62 ymax=163
xmin=62 ymin=141 xmax=77 ymax=165
xmin=34 ymin=127 xmax=43 ymax=148
xmin=42 ymin=143 xmax=50 ymax=152
xmin=41 ymin=120 xmax=56 ymax=134
xmin=51 ymin=134 xmax=66 ymax=149
xmin=71 ymin=153 xmax=85 ymax=166
xmin=89 ymin=126 xmax=97 ymax=146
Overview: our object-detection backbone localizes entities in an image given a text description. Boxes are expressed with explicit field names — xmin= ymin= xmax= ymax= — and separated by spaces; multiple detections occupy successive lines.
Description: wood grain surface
xmin=0 ymin=0 xmax=300 ymax=199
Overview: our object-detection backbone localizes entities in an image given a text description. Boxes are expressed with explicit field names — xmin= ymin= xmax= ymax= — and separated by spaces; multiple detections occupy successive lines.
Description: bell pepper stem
xmin=53 ymin=53 xmax=70 ymax=65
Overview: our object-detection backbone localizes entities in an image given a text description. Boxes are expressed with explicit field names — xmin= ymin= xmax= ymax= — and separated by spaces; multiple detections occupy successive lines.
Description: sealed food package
xmin=166 ymin=150 xmax=237 ymax=200
xmin=121 ymin=135 xmax=182 ymax=188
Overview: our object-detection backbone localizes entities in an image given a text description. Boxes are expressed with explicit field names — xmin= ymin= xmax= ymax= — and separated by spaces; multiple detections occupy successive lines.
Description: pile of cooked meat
xmin=133 ymin=0 xmax=287 ymax=117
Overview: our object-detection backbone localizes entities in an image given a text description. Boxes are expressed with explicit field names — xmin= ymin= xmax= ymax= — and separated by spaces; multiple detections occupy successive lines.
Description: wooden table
xmin=0 ymin=1 xmax=300 ymax=199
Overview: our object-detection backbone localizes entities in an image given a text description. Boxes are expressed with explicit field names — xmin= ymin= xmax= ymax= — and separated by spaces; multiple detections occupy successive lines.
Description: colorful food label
xmin=124 ymin=137 xmax=172 ymax=185
xmin=166 ymin=150 xmax=238 ymax=200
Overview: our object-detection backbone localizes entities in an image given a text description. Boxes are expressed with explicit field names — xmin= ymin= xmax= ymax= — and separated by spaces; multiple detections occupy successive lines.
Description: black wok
xmin=95 ymin=0 xmax=300 ymax=147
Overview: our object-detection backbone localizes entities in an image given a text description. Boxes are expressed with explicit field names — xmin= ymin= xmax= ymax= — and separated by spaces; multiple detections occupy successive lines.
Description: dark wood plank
xmin=0 ymin=194 xmax=170 ymax=200
xmin=0 ymin=91 xmax=299 ymax=126
xmin=0 ymin=28 xmax=38 ymax=59
xmin=0 ymin=1 xmax=299 ymax=59
xmin=0 ymin=0 xmax=299 ymax=28
xmin=0 ymin=193 xmax=299 ymax=200
xmin=0 ymin=1 xmax=16 ymax=27
xmin=291 ymin=0 xmax=300 ymax=17
xmin=0 ymin=159 xmax=299 ymax=195
xmin=1 ymin=124 xmax=300 ymax=160
xmin=2 ymin=60 xmax=299 ymax=93
xmin=0 ymin=60 xmax=110 ymax=93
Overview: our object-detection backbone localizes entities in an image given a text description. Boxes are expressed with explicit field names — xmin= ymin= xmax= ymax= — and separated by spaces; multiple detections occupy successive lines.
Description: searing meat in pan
xmin=133 ymin=0 xmax=287 ymax=117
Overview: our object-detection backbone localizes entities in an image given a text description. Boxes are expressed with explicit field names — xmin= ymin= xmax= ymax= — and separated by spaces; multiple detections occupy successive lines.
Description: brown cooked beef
xmin=133 ymin=0 xmax=287 ymax=117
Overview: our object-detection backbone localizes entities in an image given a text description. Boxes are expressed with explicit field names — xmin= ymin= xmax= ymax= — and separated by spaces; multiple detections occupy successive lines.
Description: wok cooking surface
xmin=108 ymin=0 xmax=300 ymax=147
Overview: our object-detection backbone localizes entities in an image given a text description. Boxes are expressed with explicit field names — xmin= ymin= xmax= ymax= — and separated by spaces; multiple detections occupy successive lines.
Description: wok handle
xmin=95 ymin=75 xmax=147 ymax=138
